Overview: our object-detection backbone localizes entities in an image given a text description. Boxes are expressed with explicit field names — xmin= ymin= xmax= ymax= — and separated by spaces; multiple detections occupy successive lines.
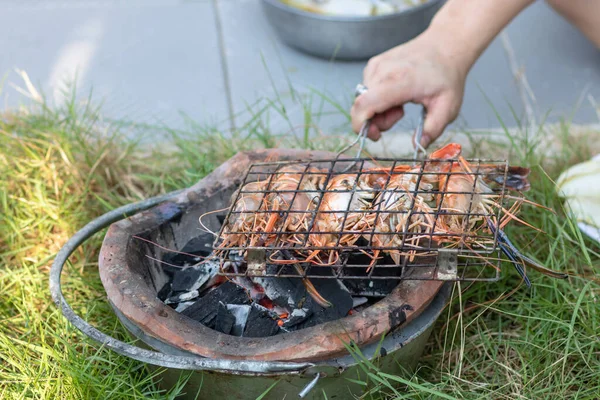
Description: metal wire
xmin=413 ymin=107 xmax=427 ymax=160
xmin=337 ymin=83 xmax=370 ymax=173
xmin=214 ymin=157 xmax=514 ymax=282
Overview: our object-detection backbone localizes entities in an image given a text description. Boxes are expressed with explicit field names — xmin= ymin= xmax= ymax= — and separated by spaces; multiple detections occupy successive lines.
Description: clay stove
xmin=97 ymin=149 xmax=459 ymax=363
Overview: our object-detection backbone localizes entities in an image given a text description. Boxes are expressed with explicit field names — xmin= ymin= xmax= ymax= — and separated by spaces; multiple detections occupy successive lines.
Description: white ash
xmin=226 ymin=304 xmax=251 ymax=336
xmin=174 ymin=301 xmax=195 ymax=312
xmin=165 ymin=290 xmax=199 ymax=305
xmin=352 ymin=297 xmax=368 ymax=308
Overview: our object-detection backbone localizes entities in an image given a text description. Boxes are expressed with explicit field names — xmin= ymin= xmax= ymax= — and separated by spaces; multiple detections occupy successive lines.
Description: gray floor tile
xmin=501 ymin=2 xmax=600 ymax=125
xmin=220 ymin=0 xmax=599 ymax=137
xmin=0 ymin=1 xmax=228 ymax=134
xmin=1 ymin=0 xmax=597 ymax=141
xmin=218 ymin=0 xmax=362 ymax=136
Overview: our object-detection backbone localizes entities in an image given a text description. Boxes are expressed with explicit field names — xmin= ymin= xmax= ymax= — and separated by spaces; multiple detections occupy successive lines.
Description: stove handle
xmin=49 ymin=189 xmax=313 ymax=374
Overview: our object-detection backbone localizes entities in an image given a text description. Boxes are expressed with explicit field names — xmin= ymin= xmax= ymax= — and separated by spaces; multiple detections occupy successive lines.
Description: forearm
xmin=425 ymin=0 xmax=536 ymax=74
xmin=546 ymin=0 xmax=600 ymax=48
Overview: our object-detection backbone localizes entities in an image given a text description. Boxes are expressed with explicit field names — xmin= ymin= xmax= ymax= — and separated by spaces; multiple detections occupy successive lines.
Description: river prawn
xmin=218 ymin=180 xmax=271 ymax=249
xmin=219 ymin=165 xmax=339 ymax=308
xmin=433 ymin=153 xmax=567 ymax=286
xmin=217 ymin=143 xmax=566 ymax=290
xmin=263 ymin=164 xmax=327 ymax=245
xmin=304 ymin=172 xmax=388 ymax=266
xmin=362 ymin=143 xmax=461 ymax=269
xmin=366 ymin=173 xmax=435 ymax=268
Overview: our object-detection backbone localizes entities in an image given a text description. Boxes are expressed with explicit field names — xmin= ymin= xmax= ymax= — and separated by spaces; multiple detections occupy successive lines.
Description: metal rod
xmin=298 ymin=373 xmax=322 ymax=398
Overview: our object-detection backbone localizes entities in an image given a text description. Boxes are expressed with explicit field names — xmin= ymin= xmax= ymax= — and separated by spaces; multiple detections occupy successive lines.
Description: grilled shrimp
xmin=362 ymin=143 xmax=461 ymax=268
xmin=219 ymin=180 xmax=269 ymax=248
xmin=306 ymin=173 xmax=382 ymax=264
xmin=266 ymin=164 xmax=326 ymax=241
xmin=436 ymin=155 xmax=567 ymax=286
xmin=436 ymin=158 xmax=530 ymax=233
xmin=265 ymin=165 xmax=337 ymax=307
xmin=367 ymin=173 xmax=435 ymax=266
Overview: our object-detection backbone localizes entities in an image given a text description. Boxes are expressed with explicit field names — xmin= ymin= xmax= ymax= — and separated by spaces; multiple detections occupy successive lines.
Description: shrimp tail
xmin=429 ymin=143 xmax=462 ymax=160
xmin=421 ymin=143 xmax=462 ymax=174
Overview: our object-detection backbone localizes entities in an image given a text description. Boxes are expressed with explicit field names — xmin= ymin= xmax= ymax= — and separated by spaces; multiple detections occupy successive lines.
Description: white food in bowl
xmin=281 ymin=0 xmax=427 ymax=17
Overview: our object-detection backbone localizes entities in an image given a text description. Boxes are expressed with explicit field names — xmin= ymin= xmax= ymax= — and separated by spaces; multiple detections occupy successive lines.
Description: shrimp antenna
xmin=132 ymin=235 xmax=212 ymax=260
xmin=198 ymin=207 xmax=230 ymax=237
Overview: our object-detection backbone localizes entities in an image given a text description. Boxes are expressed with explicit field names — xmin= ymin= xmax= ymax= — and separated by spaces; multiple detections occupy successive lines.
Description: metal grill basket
xmin=214 ymin=157 xmax=516 ymax=282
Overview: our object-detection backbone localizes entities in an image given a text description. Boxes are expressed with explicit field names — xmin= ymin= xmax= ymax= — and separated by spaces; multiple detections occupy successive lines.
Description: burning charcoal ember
xmin=232 ymin=276 xmax=265 ymax=302
xmin=227 ymin=304 xmax=251 ymax=336
xmin=281 ymin=308 xmax=312 ymax=329
xmin=162 ymin=232 xmax=214 ymax=266
xmin=253 ymin=264 xmax=354 ymax=332
xmin=252 ymin=276 xmax=307 ymax=310
xmin=243 ymin=304 xmax=280 ymax=338
xmin=181 ymin=282 xmax=251 ymax=328
xmin=215 ymin=302 xmax=235 ymax=335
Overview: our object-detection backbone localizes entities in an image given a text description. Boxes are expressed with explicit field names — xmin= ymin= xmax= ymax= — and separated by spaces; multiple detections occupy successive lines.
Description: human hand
xmin=351 ymin=31 xmax=469 ymax=148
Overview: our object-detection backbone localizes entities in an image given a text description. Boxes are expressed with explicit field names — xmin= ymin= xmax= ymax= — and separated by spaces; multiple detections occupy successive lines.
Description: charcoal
xmin=227 ymin=304 xmax=251 ymax=336
xmin=282 ymin=308 xmax=312 ymax=329
xmin=339 ymin=242 xmax=403 ymax=292
xmin=352 ymin=297 xmax=368 ymax=308
xmin=162 ymin=232 xmax=214 ymax=266
xmin=231 ymin=276 xmax=264 ymax=302
xmin=243 ymin=304 xmax=280 ymax=337
xmin=174 ymin=301 xmax=195 ymax=313
xmin=181 ymin=282 xmax=250 ymax=328
xmin=160 ymin=263 xmax=185 ymax=278
xmin=266 ymin=275 xmax=353 ymax=332
xmin=171 ymin=262 xmax=219 ymax=293
xmin=342 ymin=279 xmax=398 ymax=298
xmin=295 ymin=278 xmax=353 ymax=329
xmin=253 ymin=276 xmax=307 ymax=310
xmin=165 ymin=290 xmax=200 ymax=305
xmin=157 ymin=281 xmax=172 ymax=301
xmin=214 ymin=302 xmax=235 ymax=335
xmin=257 ymin=258 xmax=354 ymax=332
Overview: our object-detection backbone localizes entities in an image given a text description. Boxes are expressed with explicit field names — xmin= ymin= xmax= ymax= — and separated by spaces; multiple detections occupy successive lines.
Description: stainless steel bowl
xmin=261 ymin=0 xmax=445 ymax=61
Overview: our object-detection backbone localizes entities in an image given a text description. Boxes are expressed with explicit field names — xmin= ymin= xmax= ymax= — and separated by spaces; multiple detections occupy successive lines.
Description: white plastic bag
xmin=556 ymin=154 xmax=600 ymax=243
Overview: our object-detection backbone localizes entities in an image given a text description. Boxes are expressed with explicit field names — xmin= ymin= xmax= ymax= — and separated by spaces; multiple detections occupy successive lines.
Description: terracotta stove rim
xmin=98 ymin=149 xmax=443 ymax=362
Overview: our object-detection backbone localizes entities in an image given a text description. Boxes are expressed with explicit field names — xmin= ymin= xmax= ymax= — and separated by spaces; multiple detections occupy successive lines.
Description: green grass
xmin=0 ymin=90 xmax=599 ymax=400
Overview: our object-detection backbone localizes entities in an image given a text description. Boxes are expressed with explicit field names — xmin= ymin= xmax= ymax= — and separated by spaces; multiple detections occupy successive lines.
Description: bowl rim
xmin=261 ymin=0 xmax=444 ymax=22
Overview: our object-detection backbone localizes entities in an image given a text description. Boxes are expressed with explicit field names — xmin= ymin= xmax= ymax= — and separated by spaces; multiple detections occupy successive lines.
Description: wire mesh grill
xmin=213 ymin=157 xmax=515 ymax=282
